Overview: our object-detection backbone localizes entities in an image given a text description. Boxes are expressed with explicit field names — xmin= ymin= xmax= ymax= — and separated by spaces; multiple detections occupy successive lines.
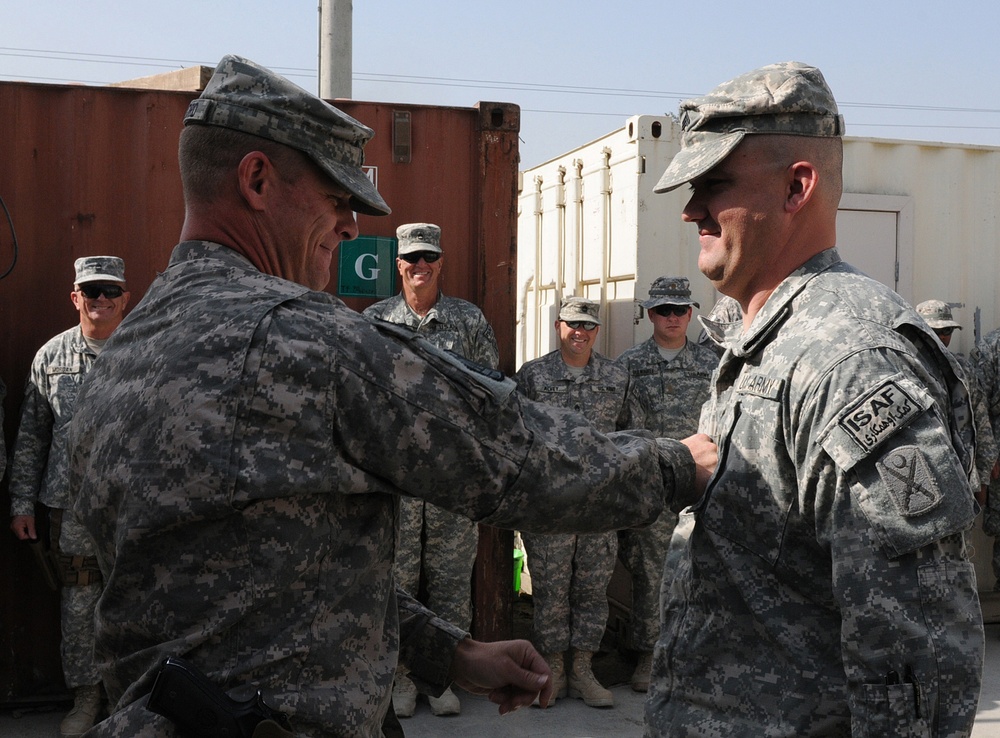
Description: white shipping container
xmin=517 ymin=116 xmax=1000 ymax=595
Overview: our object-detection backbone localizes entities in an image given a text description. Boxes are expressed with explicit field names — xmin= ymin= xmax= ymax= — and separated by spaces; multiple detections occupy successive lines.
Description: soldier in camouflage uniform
xmin=67 ymin=56 xmax=717 ymax=738
xmin=971 ymin=324 xmax=1000 ymax=589
xmin=363 ymin=222 xmax=500 ymax=718
xmin=645 ymin=61 xmax=983 ymax=736
xmin=614 ymin=277 xmax=718 ymax=693
xmin=916 ymin=299 xmax=998 ymax=505
xmin=515 ymin=296 xmax=639 ymax=709
xmin=9 ymin=256 xmax=130 ymax=738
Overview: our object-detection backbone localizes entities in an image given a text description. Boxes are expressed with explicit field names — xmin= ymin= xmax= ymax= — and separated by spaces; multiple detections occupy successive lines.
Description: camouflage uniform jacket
xmin=972 ymin=328 xmax=1000 ymax=529
xmin=363 ymin=292 xmax=499 ymax=370
xmin=973 ymin=327 xmax=1000 ymax=431
xmin=69 ymin=241 xmax=696 ymax=738
xmin=514 ymin=349 xmax=637 ymax=434
xmin=647 ymin=249 xmax=982 ymax=737
xmin=954 ymin=352 xmax=997 ymax=490
xmin=10 ymin=325 xmax=96 ymax=515
xmin=615 ymin=338 xmax=718 ymax=438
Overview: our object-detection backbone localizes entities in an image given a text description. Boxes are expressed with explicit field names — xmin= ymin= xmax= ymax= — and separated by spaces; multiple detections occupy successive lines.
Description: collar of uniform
xmin=732 ymin=248 xmax=843 ymax=358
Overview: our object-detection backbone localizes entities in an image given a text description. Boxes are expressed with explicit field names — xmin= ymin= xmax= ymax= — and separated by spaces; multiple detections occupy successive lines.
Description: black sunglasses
xmin=935 ymin=328 xmax=954 ymax=337
xmin=652 ymin=304 xmax=690 ymax=317
xmin=564 ymin=320 xmax=598 ymax=331
xmin=78 ymin=284 xmax=124 ymax=299
xmin=398 ymin=251 xmax=441 ymax=264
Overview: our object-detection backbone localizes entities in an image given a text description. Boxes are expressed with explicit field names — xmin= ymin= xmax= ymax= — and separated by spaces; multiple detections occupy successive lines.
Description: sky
xmin=5 ymin=1 xmax=1000 ymax=169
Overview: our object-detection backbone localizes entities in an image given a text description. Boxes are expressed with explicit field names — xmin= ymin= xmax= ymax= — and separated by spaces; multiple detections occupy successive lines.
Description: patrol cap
xmin=396 ymin=223 xmax=443 ymax=256
xmin=558 ymin=296 xmax=602 ymax=325
xmin=916 ymin=299 xmax=962 ymax=330
xmin=641 ymin=276 xmax=700 ymax=309
xmin=184 ymin=54 xmax=390 ymax=217
xmin=74 ymin=256 xmax=126 ymax=285
xmin=654 ymin=61 xmax=846 ymax=194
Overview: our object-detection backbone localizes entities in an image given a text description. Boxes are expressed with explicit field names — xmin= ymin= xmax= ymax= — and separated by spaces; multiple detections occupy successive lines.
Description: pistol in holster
xmin=146 ymin=655 xmax=294 ymax=738
xmin=46 ymin=507 xmax=103 ymax=587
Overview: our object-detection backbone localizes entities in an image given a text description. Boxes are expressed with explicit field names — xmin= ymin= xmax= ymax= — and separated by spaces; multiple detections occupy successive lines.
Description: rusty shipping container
xmin=0 ymin=77 xmax=520 ymax=705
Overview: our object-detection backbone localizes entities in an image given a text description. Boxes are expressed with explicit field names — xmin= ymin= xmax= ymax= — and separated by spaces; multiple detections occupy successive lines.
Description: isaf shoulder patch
xmin=838 ymin=379 xmax=919 ymax=453
xmin=876 ymin=445 xmax=942 ymax=517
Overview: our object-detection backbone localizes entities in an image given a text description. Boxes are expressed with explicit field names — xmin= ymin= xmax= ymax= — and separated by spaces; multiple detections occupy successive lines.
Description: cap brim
xmin=641 ymin=297 xmax=699 ymax=310
xmin=397 ymin=243 xmax=443 ymax=256
xmin=653 ymin=130 xmax=746 ymax=194
xmin=77 ymin=275 xmax=126 ymax=284
xmin=558 ymin=314 xmax=602 ymax=325
xmin=316 ymin=155 xmax=391 ymax=216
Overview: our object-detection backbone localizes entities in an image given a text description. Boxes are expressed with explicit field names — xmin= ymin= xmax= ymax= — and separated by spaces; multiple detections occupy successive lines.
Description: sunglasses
xmin=398 ymin=251 xmax=441 ymax=264
xmin=652 ymin=304 xmax=690 ymax=317
xmin=935 ymin=328 xmax=954 ymax=337
xmin=78 ymin=284 xmax=124 ymax=299
xmin=564 ymin=321 xmax=598 ymax=331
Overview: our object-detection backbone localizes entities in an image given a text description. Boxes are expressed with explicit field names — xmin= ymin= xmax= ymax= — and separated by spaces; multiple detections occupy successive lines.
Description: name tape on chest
xmin=839 ymin=379 xmax=919 ymax=453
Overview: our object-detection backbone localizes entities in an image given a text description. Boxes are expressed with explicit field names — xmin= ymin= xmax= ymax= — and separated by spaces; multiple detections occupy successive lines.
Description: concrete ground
xmin=4 ymin=624 xmax=1000 ymax=737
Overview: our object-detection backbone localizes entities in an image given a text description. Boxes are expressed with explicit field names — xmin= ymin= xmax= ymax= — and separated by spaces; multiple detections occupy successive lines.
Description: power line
xmin=4 ymin=46 xmax=1000 ymax=123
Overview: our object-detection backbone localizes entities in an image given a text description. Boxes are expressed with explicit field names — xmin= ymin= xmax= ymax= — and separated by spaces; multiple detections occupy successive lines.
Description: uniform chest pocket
xmin=46 ymin=362 xmax=86 ymax=422
xmin=701 ymin=391 xmax=793 ymax=566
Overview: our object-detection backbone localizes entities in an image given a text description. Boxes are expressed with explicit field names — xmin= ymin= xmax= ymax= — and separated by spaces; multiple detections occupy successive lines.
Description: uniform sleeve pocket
xmin=856 ymin=682 xmax=928 ymax=738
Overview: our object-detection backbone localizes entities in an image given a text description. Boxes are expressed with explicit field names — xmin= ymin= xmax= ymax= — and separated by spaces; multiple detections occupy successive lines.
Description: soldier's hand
xmin=449 ymin=637 xmax=553 ymax=714
xmin=10 ymin=515 xmax=37 ymax=541
xmin=681 ymin=433 xmax=718 ymax=494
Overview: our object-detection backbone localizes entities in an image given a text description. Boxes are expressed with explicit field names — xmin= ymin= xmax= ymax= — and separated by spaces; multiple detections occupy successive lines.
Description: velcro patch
xmin=838 ymin=379 xmax=919 ymax=453
xmin=876 ymin=446 xmax=942 ymax=517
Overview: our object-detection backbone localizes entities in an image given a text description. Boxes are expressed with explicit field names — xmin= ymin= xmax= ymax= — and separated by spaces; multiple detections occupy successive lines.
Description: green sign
xmin=337 ymin=236 xmax=397 ymax=298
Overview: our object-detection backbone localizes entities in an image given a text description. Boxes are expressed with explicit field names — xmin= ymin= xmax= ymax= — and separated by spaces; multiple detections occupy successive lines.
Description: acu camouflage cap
xmin=916 ymin=299 xmax=962 ymax=330
xmin=184 ymin=54 xmax=391 ymax=216
xmin=558 ymin=296 xmax=602 ymax=325
xmin=641 ymin=276 xmax=699 ymax=309
xmin=74 ymin=256 xmax=126 ymax=284
xmin=396 ymin=223 xmax=443 ymax=255
xmin=654 ymin=61 xmax=846 ymax=193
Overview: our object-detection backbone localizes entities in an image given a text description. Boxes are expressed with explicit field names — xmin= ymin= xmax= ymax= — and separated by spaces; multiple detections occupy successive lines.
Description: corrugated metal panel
xmin=0 ymin=80 xmax=520 ymax=702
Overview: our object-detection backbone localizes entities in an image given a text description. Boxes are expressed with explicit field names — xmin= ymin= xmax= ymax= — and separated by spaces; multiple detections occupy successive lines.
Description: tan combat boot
xmin=428 ymin=685 xmax=461 ymax=716
xmin=532 ymin=651 xmax=567 ymax=706
xmin=568 ymin=650 xmax=614 ymax=708
xmin=391 ymin=673 xmax=418 ymax=718
xmin=631 ymin=650 xmax=654 ymax=693
xmin=59 ymin=683 xmax=102 ymax=738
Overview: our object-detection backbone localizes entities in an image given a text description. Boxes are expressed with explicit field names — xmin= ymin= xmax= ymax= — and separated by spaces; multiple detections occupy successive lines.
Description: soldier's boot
xmin=568 ymin=650 xmax=614 ymax=708
xmin=630 ymin=651 xmax=654 ymax=693
xmin=532 ymin=652 xmax=567 ymax=706
xmin=428 ymin=685 xmax=461 ymax=716
xmin=391 ymin=674 xmax=418 ymax=718
xmin=59 ymin=683 xmax=102 ymax=738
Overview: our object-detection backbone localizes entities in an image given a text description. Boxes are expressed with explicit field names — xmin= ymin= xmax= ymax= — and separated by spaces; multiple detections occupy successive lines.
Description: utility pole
xmin=318 ymin=0 xmax=352 ymax=99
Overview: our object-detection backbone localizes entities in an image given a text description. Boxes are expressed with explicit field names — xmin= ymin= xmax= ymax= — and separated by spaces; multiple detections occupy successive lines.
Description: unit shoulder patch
xmin=838 ymin=379 xmax=919 ymax=453
xmin=876 ymin=445 xmax=942 ymax=517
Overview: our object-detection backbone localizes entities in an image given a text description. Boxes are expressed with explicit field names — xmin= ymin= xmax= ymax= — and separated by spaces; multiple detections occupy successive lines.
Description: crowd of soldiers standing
xmin=6 ymin=246 xmax=1000 ymax=734
xmin=3 ymin=56 xmax=1000 ymax=738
